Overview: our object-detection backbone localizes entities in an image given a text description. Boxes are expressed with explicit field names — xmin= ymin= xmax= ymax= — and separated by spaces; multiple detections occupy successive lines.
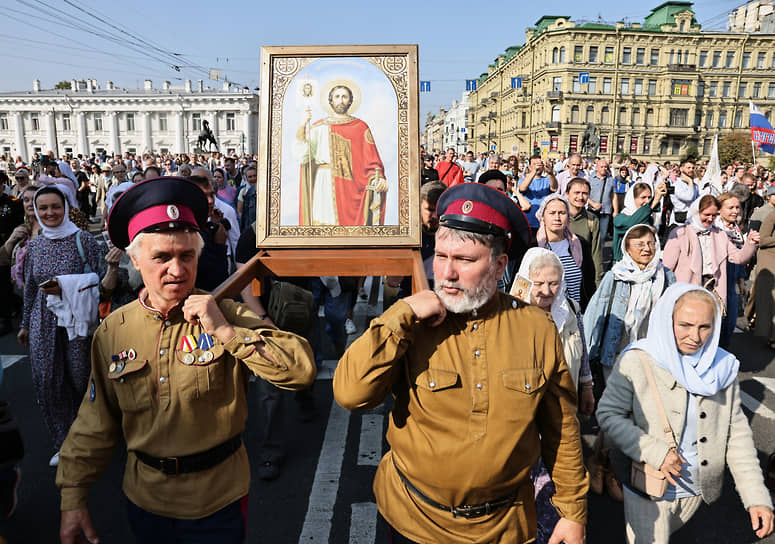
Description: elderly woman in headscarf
xmin=597 ymin=283 xmax=774 ymax=543
xmin=511 ymin=247 xmax=594 ymax=544
xmin=663 ymin=195 xmax=758 ymax=312
xmin=17 ymin=185 xmax=103 ymax=467
xmin=584 ymin=224 xmax=675 ymax=500
xmin=612 ymin=181 xmax=668 ymax=262
xmin=535 ymin=193 xmax=596 ymax=310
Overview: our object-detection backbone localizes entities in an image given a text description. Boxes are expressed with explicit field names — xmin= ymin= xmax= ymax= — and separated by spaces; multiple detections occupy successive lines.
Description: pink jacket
xmin=662 ymin=226 xmax=756 ymax=304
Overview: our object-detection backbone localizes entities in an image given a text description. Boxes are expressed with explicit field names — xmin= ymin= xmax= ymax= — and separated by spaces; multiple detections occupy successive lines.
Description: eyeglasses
xmin=14 ymin=176 xmax=26 ymax=180
xmin=630 ymin=241 xmax=656 ymax=250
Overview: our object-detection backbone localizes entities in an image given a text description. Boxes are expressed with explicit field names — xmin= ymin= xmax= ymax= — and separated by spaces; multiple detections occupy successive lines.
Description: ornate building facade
xmin=467 ymin=1 xmax=775 ymax=161
xmin=0 ymin=79 xmax=259 ymax=162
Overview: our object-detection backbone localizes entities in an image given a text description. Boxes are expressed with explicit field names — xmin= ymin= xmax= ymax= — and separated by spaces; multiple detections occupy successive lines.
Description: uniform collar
xmin=137 ymin=287 xmax=188 ymax=320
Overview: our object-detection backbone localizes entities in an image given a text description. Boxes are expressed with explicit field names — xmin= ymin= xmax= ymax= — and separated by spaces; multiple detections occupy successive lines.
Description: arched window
xmin=601 ymin=106 xmax=610 ymax=124
xmin=570 ymin=105 xmax=580 ymax=123
xmin=586 ymin=106 xmax=595 ymax=123
xmin=618 ymin=107 xmax=627 ymax=124
xmin=559 ymin=47 xmax=566 ymax=63
xmin=632 ymin=108 xmax=640 ymax=125
xmin=552 ymin=105 xmax=561 ymax=122
xmin=552 ymin=48 xmax=559 ymax=64
xmin=646 ymin=108 xmax=654 ymax=125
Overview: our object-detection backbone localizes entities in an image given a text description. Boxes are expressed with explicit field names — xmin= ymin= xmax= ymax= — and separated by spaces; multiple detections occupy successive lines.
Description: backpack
xmin=267 ymin=281 xmax=315 ymax=336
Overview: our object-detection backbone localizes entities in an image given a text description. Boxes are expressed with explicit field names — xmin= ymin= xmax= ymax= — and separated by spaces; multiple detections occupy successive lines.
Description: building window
xmin=705 ymin=112 xmax=714 ymax=128
xmin=572 ymin=76 xmax=581 ymax=93
xmin=159 ymin=113 xmax=167 ymax=131
xmin=672 ymin=80 xmax=691 ymax=96
xmin=586 ymin=106 xmax=594 ymax=123
xmin=552 ymin=106 xmax=561 ymax=122
xmin=694 ymin=110 xmax=703 ymax=126
xmin=712 ymin=51 xmax=721 ymax=67
xmin=551 ymin=136 xmax=559 ymax=151
xmin=679 ymin=20 xmax=685 ymax=31
xmin=634 ymin=79 xmax=643 ymax=95
xmin=192 ymin=113 xmax=201 ymax=131
xmin=754 ymin=82 xmax=761 ymax=98
xmin=569 ymin=134 xmax=578 ymax=153
xmin=620 ymin=78 xmax=630 ymax=95
xmin=618 ymin=107 xmax=627 ymax=124
xmin=646 ymin=108 xmax=654 ymax=125
xmin=630 ymin=137 xmax=638 ymax=154
xmin=31 ymin=113 xmax=39 ymax=131
xmin=644 ymin=138 xmax=651 ymax=154
xmin=552 ymin=47 xmax=560 ymax=64
xmin=697 ymin=81 xmax=705 ymax=97
xmin=601 ymin=106 xmax=610 ymax=124
xmin=718 ymin=110 xmax=727 ymax=128
xmin=650 ymin=49 xmax=659 ymax=65
xmin=559 ymin=47 xmax=565 ymax=63
xmin=672 ymin=140 xmax=680 ymax=155
xmin=553 ymin=77 xmax=562 ymax=91
xmin=62 ymin=113 xmax=70 ymax=131
xmin=632 ymin=108 xmax=640 ymax=125
xmin=722 ymin=81 xmax=731 ymax=97
xmin=600 ymin=136 xmax=608 ymax=154
xmin=616 ymin=136 xmax=625 ymax=153
xmin=725 ymin=51 xmax=734 ymax=68
xmin=742 ymin=52 xmax=751 ymax=68
xmin=94 ymin=113 xmax=102 ymax=131
xmin=126 ymin=113 xmax=135 ymax=132
xmin=0 ymin=114 xmax=6 ymax=130
xmin=699 ymin=51 xmax=708 ymax=66
xmin=226 ymin=113 xmax=236 ymax=131
xmin=758 ymin=52 xmax=766 ymax=69
xmin=669 ymin=109 xmax=688 ymax=127
xmin=603 ymin=77 xmax=612 ymax=94
xmin=768 ymin=83 xmax=775 ymax=99
xmin=772 ymin=52 xmax=775 ymax=68
xmin=574 ymin=45 xmax=583 ymax=63
xmin=588 ymin=77 xmax=597 ymax=93
xmin=734 ymin=110 xmax=743 ymax=128
xmin=604 ymin=46 xmax=614 ymax=63
xmin=636 ymin=48 xmax=645 ymax=65
xmin=648 ymin=79 xmax=657 ymax=96
xmin=522 ymin=111 xmax=527 ymax=127
xmin=709 ymin=81 xmax=718 ymax=97
xmin=703 ymin=138 xmax=711 ymax=155
xmin=589 ymin=46 xmax=598 ymax=63
xmin=570 ymin=105 xmax=579 ymax=123
xmin=738 ymin=82 xmax=747 ymax=98
xmin=622 ymin=47 xmax=632 ymax=64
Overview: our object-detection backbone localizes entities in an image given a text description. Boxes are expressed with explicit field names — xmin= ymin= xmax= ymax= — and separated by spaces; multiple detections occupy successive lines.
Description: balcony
xmin=668 ymin=64 xmax=697 ymax=72
xmin=545 ymin=121 xmax=561 ymax=130
xmin=546 ymin=91 xmax=563 ymax=100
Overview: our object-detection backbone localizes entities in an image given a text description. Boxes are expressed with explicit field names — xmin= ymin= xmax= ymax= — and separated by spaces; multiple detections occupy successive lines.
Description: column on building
xmin=175 ymin=112 xmax=185 ymax=154
xmin=109 ymin=113 xmax=120 ymax=155
xmin=242 ymin=111 xmax=254 ymax=155
xmin=143 ymin=112 xmax=153 ymax=153
xmin=13 ymin=112 xmax=27 ymax=163
xmin=77 ymin=112 xmax=89 ymax=156
xmin=45 ymin=111 xmax=57 ymax=155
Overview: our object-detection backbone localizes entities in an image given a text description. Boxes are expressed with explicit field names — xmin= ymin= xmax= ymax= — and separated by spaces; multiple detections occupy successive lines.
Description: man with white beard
xmin=333 ymin=184 xmax=588 ymax=544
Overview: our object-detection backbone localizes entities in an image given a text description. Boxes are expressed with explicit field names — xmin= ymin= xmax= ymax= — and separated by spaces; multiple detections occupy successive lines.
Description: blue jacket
xmin=583 ymin=267 xmax=675 ymax=367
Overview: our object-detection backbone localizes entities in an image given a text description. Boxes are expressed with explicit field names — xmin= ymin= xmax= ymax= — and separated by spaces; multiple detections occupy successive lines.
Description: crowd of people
xmin=0 ymin=144 xmax=774 ymax=542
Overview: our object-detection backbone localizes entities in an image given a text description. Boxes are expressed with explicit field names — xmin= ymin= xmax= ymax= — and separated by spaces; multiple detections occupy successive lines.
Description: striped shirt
xmin=548 ymin=238 xmax=583 ymax=304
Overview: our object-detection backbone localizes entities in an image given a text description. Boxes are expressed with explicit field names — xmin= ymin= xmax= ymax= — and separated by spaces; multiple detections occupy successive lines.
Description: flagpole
xmin=752 ymin=140 xmax=757 ymax=167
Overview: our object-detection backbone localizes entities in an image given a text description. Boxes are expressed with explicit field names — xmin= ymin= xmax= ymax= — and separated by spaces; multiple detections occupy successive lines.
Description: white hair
xmin=125 ymin=230 xmax=204 ymax=260
xmin=528 ymin=251 xmax=563 ymax=278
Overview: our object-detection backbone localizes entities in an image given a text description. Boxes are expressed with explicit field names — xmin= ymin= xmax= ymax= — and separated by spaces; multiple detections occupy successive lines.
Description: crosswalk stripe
xmin=349 ymin=502 xmax=378 ymax=543
xmin=751 ymin=376 xmax=775 ymax=396
xmin=1 ymin=355 xmax=25 ymax=369
xmin=740 ymin=390 xmax=775 ymax=420
xmin=299 ymin=400 xmax=350 ymax=542
xmin=358 ymin=414 xmax=383 ymax=466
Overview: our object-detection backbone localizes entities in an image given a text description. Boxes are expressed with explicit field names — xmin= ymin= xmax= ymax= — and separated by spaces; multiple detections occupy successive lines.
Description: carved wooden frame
xmin=256 ymin=44 xmax=420 ymax=248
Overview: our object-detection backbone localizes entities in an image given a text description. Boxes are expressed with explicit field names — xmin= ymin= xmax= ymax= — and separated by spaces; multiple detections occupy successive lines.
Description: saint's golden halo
xmin=320 ymin=78 xmax=362 ymax=116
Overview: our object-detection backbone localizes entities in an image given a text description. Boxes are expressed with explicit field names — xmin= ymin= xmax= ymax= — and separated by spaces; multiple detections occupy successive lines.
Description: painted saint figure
xmin=294 ymin=82 xmax=388 ymax=226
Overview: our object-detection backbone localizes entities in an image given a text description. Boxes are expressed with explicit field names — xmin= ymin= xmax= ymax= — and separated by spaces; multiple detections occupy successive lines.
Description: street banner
xmin=750 ymin=101 xmax=775 ymax=155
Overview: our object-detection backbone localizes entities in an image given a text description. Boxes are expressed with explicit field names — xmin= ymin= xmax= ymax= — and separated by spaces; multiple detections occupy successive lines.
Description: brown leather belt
xmin=134 ymin=435 xmax=241 ymax=476
xmin=393 ymin=458 xmax=517 ymax=518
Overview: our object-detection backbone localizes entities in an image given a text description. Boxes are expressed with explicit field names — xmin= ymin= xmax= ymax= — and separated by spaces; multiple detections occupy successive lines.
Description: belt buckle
xmin=451 ymin=503 xmax=483 ymax=519
xmin=160 ymin=457 xmax=179 ymax=475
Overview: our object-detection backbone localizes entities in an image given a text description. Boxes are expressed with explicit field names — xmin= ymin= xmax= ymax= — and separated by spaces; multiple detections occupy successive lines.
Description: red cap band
xmin=127 ymin=204 xmax=198 ymax=243
xmin=443 ymin=199 xmax=512 ymax=236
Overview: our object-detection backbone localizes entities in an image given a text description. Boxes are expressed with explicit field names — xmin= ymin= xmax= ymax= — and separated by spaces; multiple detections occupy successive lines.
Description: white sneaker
xmin=345 ymin=318 xmax=357 ymax=335
xmin=48 ymin=452 xmax=59 ymax=467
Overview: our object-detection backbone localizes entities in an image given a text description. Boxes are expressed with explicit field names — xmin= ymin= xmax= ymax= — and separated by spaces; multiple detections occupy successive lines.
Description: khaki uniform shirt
xmin=333 ymin=293 xmax=588 ymax=543
xmin=56 ymin=289 xmax=315 ymax=518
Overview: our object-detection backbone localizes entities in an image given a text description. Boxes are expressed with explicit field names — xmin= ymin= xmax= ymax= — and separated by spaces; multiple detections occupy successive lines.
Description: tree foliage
xmin=54 ymin=80 xmax=71 ymax=90
xmin=718 ymin=131 xmax=752 ymax=165
xmin=681 ymin=144 xmax=700 ymax=162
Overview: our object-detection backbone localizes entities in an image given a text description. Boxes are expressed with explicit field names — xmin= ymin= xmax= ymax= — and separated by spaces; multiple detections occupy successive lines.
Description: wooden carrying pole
xmin=212 ymin=248 xmax=429 ymax=302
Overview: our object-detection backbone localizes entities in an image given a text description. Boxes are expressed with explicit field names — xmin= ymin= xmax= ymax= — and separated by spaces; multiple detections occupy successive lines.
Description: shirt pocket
xmin=413 ymin=368 xmax=460 ymax=392
xmin=500 ymin=368 xmax=547 ymax=421
xmin=175 ymin=344 xmax=226 ymax=400
xmin=108 ymin=359 xmax=151 ymax=412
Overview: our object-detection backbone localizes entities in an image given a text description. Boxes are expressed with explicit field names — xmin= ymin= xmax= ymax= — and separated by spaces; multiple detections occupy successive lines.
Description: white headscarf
xmin=34 ymin=185 xmax=80 ymax=240
xmin=628 ymin=283 xmax=738 ymax=396
xmin=515 ymin=247 xmax=572 ymax=333
xmin=686 ymin=196 xmax=712 ymax=233
xmin=613 ymin=224 xmax=666 ymax=343
xmin=620 ymin=182 xmax=652 ymax=216
xmin=56 ymin=160 xmax=78 ymax=189
xmin=641 ymin=164 xmax=661 ymax=188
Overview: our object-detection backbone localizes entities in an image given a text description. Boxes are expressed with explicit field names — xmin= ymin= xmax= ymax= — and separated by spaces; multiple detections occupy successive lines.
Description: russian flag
xmin=750 ymin=101 xmax=775 ymax=155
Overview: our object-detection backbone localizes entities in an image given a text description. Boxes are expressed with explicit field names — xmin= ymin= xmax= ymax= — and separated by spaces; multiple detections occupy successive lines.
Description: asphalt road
xmin=1 ymin=283 xmax=775 ymax=543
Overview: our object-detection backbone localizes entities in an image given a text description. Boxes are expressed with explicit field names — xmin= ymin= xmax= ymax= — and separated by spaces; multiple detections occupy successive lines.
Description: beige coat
xmin=597 ymin=349 xmax=772 ymax=509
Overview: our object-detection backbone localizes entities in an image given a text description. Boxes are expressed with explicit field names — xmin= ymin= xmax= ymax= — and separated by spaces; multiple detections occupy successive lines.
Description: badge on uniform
xmin=179 ymin=335 xmax=197 ymax=353
xmin=198 ymin=333 xmax=214 ymax=350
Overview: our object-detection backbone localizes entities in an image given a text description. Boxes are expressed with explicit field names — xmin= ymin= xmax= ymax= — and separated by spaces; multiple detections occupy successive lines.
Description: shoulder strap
xmin=75 ymin=230 xmax=92 ymax=274
xmin=635 ymin=350 xmax=677 ymax=449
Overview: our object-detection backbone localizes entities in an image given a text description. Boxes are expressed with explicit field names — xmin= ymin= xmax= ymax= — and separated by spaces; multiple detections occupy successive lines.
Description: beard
xmin=332 ymin=101 xmax=351 ymax=114
xmin=434 ymin=263 xmax=500 ymax=314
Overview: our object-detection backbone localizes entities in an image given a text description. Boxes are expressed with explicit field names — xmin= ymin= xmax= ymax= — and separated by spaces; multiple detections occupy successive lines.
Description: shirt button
xmin=525 ymin=383 xmax=531 ymax=390
xmin=164 ymin=320 xmax=171 ymax=327
xmin=472 ymin=309 xmax=478 ymax=317
xmin=159 ymin=349 xmax=166 ymax=355
xmin=472 ymin=323 xmax=478 ymax=330
xmin=474 ymin=350 xmax=481 ymax=357
xmin=429 ymin=381 xmax=436 ymax=388
xmin=244 ymin=336 xmax=252 ymax=342
xmin=476 ymin=383 xmax=482 ymax=389
xmin=159 ymin=377 xmax=166 ymax=384
xmin=512 ymin=300 xmax=518 ymax=309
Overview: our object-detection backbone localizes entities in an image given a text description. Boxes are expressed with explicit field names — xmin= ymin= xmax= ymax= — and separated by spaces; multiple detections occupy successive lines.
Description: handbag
xmin=613 ymin=350 xmax=677 ymax=499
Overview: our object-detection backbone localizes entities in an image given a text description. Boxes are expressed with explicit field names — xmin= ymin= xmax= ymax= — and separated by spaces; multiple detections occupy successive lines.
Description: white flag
xmin=701 ymin=135 xmax=723 ymax=196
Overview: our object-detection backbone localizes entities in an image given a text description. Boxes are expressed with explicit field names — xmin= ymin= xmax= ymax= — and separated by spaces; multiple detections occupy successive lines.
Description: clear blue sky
xmin=1 ymin=0 xmax=737 ymax=122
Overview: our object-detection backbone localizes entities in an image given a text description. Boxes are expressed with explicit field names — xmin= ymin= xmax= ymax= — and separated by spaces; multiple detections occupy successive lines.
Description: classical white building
xmin=442 ymin=91 xmax=470 ymax=154
xmin=0 ymin=79 xmax=259 ymax=162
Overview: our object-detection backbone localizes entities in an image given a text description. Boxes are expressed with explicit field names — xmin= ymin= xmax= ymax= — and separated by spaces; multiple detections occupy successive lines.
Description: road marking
xmin=358 ymin=414 xmax=383 ymax=466
xmin=349 ymin=502 xmax=378 ymax=544
xmin=1 ymin=355 xmax=25 ymax=369
xmin=752 ymin=377 xmax=775 ymax=396
xmin=740 ymin=390 xmax=775 ymax=420
xmin=299 ymin=400 xmax=350 ymax=542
